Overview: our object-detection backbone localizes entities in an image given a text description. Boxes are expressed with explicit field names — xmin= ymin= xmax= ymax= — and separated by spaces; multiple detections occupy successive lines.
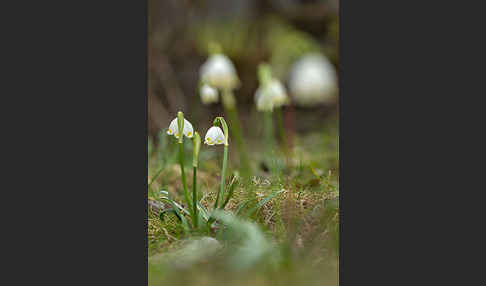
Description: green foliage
xmin=149 ymin=125 xmax=339 ymax=283
xmin=213 ymin=210 xmax=277 ymax=271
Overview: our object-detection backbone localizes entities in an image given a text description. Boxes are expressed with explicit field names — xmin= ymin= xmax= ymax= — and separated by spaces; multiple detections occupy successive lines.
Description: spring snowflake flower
xmin=199 ymin=54 xmax=240 ymax=90
xmin=255 ymin=79 xmax=289 ymax=111
xmin=167 ymin=117 xmax=194 ymax=139
xmin=200 ymin=84 xmax=219 ymax=104
xmin=255 ymin=88 xmax=275 ymax=111
xmin=288 ymin=53 xmax=337 ymax=106
xmin=204 ymin=126 xmax=225 ymax=146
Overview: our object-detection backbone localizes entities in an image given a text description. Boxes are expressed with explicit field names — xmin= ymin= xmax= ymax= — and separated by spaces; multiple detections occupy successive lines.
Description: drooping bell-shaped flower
xmin=255 ymin=79 xmax=289 ymax=111
xmin=268 ymin=79 xmax=289 ymax=107
xmin=288 ymin=53 xmax=337 ymax=106
xmin=255 ymin=87 xmax=275 ymax=112
xmin=204 ymin=126 xmax=225 ymax=146
xmin=167 ymin=117 xmax=194 ymax=139
xmin=200 ymin=84 xmax=219 ymax=104
xmin=199 ymin=54 xmax=240 ymax=91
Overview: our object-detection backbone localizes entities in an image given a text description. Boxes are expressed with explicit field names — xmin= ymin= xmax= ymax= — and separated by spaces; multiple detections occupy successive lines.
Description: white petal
xmin=201 ymin=84 xmax=217 ymax=97
xmin=215 ymin=133 xmax=225 ymax=145
xmin=255 ymin=87 xmax=274 ymax=112
xmin=254 ymin=87 xmax=263 ymax=103
xmin=167 ymin=118 xmax=179 ymax=137
xmin=200 ymin=84 xmax=219 ymax=104
xmin=204 ymin=126 xmax=225 ymax=145
xmin=268 ymin=79 xmax=289 ymax=107
xmin=255 ymin=79 xmax=289 ymax=111
xmin=205 ymin=138 xmax=215 ymax=146
xmin=167 ymin=117 xmax=194 ymax=138
xmin=183 ymin=119 xmax=194 ymax=138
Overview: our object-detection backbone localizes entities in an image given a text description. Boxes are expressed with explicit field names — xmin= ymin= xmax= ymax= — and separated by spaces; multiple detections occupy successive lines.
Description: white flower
xmin=254 ymin=79 xmax=289 ymax=111
xmin=199 ymin=54 xmax=240 ymax=90
xmin=288 ymin=53 xmax=337 ymax=106
xmin=255 ymin=87 xmax=275 ymax=111
xmin=167 ymin=118 xmax=194 ymax=139
xmin=204 ymin=126 xmax=225 ymax=146
xmin=200 ymin=84 xmax=219 ymax=104
xmin=268 ymin=79 xmax=289 ymax=107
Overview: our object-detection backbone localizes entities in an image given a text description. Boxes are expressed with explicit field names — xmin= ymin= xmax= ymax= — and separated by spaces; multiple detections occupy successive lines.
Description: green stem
xmin=192 ymin=166 xmax=198 ymax=229
xmin=276 ymin=108 xmax=287 ymax=153
xmin=224 ymin=104 xmax=250 ymax=177
xmin=214 ymin=145 xmax=228 ymax=208
xmin=220 ymin=89 xmax=250 ymax=177
xmin=178 ymin=142 xmax=191 ymax=212
xmin=264 ymin=111 xmax=274 ymax=156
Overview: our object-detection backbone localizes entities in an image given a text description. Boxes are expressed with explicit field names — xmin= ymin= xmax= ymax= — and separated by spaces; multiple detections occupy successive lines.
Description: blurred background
xmin=148 ymin=1 xmax=339 ymax=285
xmin=148 ymin=0 xmax=339 ymax=141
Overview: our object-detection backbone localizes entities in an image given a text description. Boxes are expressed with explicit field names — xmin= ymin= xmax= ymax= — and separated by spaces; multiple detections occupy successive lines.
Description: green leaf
xmin=160 ymin=190 xmax=191 ymax=216
xmin=197 ymin=201 xmax=209 ymax=221
xmin=161 ymin=196 xmax=190 ymax=233
xmin=159 ymin=208 xmax=181 ymax=222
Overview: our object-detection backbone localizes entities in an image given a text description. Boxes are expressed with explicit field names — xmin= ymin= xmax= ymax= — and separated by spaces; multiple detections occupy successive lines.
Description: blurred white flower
xmin=200 ymin=54 xmax=240 ymax=90
xmin=167 ymin=118 xmax=194 ymax=139
xmin=204 ymin=126 xmax=225 ymax=146
xmin=200 ymin=84 xmax=219 ymax=104
xmin=255 ymin=88 xmax=275 ymax=111
xmin=288 ymin=53 xmax=338 ymax=106
xmin=254 ymin=79 xmax=289 ymax=111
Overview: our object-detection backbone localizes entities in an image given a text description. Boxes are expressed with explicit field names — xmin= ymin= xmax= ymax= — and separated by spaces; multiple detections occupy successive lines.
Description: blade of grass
xmin=220 ymin=174 xmax=239 ymax=210
xmin=148 ymin=167 xmax=164 ymax=189
xmin=197 ymin=201 xmax=209 ymax=221
xmin=159 ymin=208 xmax=182 ymax=222
xmin=162 ymin=197 xmax=189 ymax=233
xmin=160 ymin=197 xmax=191 ymax=217
xmin=159 ymin=190 xmax=191 ymax=216
xmin=245 ymin=189 xmax=284 ymax=218
xmin=197 ymin=212 xmax=211 ymax=233
xmin=235 ymin=200 xmax=251 ymax=216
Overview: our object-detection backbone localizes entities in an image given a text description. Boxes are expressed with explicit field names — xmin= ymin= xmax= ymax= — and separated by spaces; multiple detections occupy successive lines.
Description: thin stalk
xmin=178 ymin=142 xmax=192 ymax=212
xmin=214 ymin=145 xmax=228 ymax=208
xmin=263 ymin=110 xmax=278 ymax=175
xmin=192 ymin=166 xmax=198 ymax=228
xmin=276 ymin=107 xmax=287 ymax=154
xmin=222 ymin=89 xmax=250 ymax=177
xmin=263 ymin=111 xmax=274 ymax=156
xmin=191 ymin=131 xmax=201 ymax=229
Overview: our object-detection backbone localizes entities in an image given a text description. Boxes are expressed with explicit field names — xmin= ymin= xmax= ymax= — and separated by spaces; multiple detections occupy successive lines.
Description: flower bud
xmin=192 ymin=132 xmax=201 ymax=167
